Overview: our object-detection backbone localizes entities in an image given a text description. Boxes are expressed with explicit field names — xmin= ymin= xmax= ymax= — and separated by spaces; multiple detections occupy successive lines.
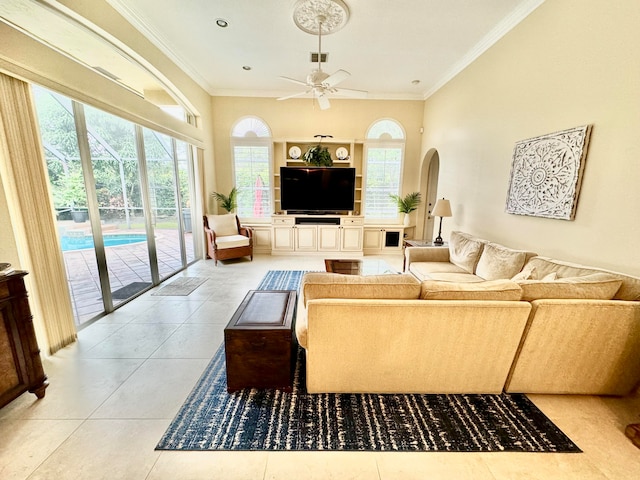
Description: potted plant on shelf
xmin=389 ymin=192 xmax=422 ymax=226
xmin=304 ymin=144 xmax=333 ymax=166
xmin=212 ymin=187 xmax=238 ymax=213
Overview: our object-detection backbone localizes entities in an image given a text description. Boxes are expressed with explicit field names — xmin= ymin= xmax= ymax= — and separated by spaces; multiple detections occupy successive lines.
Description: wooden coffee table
xmin=324 ymin=258 xmax=397 ymax=275
xmin=224 ymin=290 xmax=297 ymax=392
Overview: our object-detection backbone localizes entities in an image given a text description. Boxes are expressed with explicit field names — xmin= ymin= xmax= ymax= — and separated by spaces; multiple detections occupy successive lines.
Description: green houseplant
xmin=390 ymin=192 xmax=422 ymax=226
xmin=212 ymin=187 xmax=238 ymax=213
xmin=304 ymin=144 xmax=333 ymax=166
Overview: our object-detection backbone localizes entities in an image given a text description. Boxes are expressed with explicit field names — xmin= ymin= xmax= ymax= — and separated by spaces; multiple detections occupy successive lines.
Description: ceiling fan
xmin=277 ymin=9 xmax=367 ymax=110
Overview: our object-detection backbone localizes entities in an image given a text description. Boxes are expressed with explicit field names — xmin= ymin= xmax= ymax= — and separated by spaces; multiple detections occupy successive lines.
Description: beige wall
xmin=421 ymin=0 xmax=640 ymax=276
xmin=209 ymin=96 xmax=425 ymax=216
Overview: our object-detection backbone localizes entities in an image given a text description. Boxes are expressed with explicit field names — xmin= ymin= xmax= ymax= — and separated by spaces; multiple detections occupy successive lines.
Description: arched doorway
xmin=417 ymin=149 xmax=440 ymax=241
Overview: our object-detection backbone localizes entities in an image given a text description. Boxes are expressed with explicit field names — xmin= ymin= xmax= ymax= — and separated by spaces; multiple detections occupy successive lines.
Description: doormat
xmin=155 ymin=270 xmax=580 ymax=453
xmin=111 ymin=282 xmax=151 ymax=299
xmin=151 ymin=277 xmax=208 ymax=296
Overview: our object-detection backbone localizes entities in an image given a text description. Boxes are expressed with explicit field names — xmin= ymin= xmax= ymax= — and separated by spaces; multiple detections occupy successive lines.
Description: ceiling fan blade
xmin=279 ymin=76 xmax=309 ymax=87
xmin=333 ymin=87 xmax=368 ymax=99
xmin=323 ymin=69 xmax=350 ymax=87
xmin=316 ymin=94 xmax=331 ymax=110
xmin=277 ymin=90 xmax=311 ymax=101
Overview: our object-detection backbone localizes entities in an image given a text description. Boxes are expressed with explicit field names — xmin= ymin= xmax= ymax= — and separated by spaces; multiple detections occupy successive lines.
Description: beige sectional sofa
xmin=295 ymin=231 xmax=640 ymax=396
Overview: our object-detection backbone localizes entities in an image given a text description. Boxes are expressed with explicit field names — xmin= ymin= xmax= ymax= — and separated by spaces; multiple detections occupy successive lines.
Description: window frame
xmin=229 ymin=116 xmax=273 ymax=222
xmin=363 ymin=119 xmax=406 ymax=223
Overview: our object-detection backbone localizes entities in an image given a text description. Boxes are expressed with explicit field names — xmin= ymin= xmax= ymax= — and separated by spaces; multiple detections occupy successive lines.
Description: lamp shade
xmin=432 ymin=198 xmax=452 ymax=217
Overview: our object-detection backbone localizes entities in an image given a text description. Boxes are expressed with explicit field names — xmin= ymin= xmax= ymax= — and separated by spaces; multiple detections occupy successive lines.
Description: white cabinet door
xmin=294 ymin=225 xmax=317 ymax=251
xmin=341 ymin=226 xmax=363 ymax=251
xmin=272 ymin=226 xmax=294 ymax=251
xmin=318 ymin=226 xmax=341 ymax=251
xmin=252 ymin=226 xmax=272 ymax=252
xmin=363 ymin=228 xmax=383 ymax=251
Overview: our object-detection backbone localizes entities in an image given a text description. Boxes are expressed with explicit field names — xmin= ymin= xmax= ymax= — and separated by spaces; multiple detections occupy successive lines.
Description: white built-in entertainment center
xmin=246 ymin=138 xmax=413 ymax=256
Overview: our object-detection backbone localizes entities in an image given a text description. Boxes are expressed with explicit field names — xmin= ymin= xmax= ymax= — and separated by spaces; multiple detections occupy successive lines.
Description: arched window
xmin=363 ymin=119 xmax=405 ymax=219
xmin=230 ymin=116 xmax=272 ymax=219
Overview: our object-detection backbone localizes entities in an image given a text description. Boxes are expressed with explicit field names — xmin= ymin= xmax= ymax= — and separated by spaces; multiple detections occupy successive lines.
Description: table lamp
xmin=432 ymin=198 xmax=452 ymax=245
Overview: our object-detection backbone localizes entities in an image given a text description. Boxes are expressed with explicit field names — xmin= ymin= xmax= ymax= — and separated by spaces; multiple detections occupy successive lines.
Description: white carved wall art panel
xmin=505 ymin=125 xmax=592 ymax=220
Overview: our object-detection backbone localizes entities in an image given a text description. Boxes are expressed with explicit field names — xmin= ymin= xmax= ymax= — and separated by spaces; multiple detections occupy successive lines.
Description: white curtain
xmin=0 ymin=72 xmax=77 ymax=354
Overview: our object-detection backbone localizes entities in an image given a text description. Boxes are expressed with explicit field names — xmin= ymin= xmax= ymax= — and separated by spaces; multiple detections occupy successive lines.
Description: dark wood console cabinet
xmin=0 ymin=271 xmax=48 ymax=408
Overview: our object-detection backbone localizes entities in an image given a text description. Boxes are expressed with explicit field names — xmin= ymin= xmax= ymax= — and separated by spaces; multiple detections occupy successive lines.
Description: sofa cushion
xmin=409 ymin=262 xmax=469 ymax=281
xmin=420 ymin=279 xmax=522 ymax=301
xmin=475 ymin=242 xmax=531 ymax=280
xmin=448 ymin=231 xmax=485 ymax=273
xmin=523 ymin=256 xmax=640 ymax=301
xmin=421 ymin=272 xmax=485 ymax=283
xmin=517 ymin=273 xmax=623 ymax=301
xmin=301 ymin=273 xmax=421 ymax=306
xmin=206 ymin=214 xmax=238 ymax=236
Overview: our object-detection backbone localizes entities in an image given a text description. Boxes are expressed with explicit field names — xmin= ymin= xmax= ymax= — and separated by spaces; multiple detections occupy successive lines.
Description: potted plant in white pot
xmin=389 ymin=192 xmax=422 ymax=226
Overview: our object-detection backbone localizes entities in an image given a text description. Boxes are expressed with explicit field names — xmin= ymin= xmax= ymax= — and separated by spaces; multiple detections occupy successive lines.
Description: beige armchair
xmin=203 ymin=214 xmax=253 ymax=265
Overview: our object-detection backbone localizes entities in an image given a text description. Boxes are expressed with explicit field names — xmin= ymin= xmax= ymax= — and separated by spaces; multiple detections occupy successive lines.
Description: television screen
xmin=280 ymin=167 xmax=356 ymax=213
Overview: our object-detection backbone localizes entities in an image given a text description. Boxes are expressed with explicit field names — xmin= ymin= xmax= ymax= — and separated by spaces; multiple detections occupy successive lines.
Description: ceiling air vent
xmin=310 ymin=52 xmax=328 ymax=63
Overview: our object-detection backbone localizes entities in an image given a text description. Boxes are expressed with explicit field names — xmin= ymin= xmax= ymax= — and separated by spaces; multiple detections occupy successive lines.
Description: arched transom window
xmin=363 ymin=119 xmax=406 ymax=219
xmin=230 ymin=116 xmax=272 ymax=218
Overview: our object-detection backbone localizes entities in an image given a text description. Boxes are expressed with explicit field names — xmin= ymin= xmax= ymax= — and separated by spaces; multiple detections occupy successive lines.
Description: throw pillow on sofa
xmin=420 ymin=279 xmax=523 ymax=301
xmin=516 ymin=273 xmax=623 ymax=301
xmin=475 ymin=242 xmax=530 ymax=280
xmin=511 ymin=266 xmax=557 ymax=281
xmin=448 ymin=231 xmax=485 ymax=274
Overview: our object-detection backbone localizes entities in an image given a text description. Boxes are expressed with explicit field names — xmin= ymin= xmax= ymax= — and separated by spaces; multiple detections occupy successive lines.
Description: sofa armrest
xmin=404 ymin=246 xmax=450 ymax=271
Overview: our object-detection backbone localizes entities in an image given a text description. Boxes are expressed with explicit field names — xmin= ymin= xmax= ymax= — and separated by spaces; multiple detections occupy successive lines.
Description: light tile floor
xmin=1 ymin=254 xmax=640 ymax=480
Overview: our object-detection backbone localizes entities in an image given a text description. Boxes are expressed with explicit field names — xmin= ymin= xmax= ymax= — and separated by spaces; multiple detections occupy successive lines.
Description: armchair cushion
xmin=215 ymin=235 xmax=250 ymax=249
xmin=206 ymin=214 xmax=238 ymax=236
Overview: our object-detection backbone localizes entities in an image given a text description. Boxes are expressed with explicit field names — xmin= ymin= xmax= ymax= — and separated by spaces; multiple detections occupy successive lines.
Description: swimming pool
xmin=61 ymin=233 xmax=147 ymax=252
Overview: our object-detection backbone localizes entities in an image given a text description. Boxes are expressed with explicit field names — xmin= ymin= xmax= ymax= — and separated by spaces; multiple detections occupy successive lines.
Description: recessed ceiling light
xmin=215 ymin=18 xmax=228 ymax=28
xmin=242 ymin=66 xmax=252 ymax=71
xmin=411 ymin=79 xmax=421 ymax=85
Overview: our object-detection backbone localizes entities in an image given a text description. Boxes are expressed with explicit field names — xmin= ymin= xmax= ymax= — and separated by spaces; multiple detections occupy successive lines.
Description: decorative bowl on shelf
xmin=288 ymin=146 xmax=301 ymax=159
xmin=336 ymin=147 xmax=349 ymax=160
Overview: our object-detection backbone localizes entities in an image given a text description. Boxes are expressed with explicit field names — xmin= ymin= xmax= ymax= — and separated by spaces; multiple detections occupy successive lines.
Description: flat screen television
xmin=280 ymin=166 xmax=356 ymax=213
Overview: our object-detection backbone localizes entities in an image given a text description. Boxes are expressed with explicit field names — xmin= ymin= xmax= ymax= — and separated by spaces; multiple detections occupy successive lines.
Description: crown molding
xmin=423 ymin=0 xmax=545 ymax=99
xmin=106 ymin=0 xmax=215 ymax=94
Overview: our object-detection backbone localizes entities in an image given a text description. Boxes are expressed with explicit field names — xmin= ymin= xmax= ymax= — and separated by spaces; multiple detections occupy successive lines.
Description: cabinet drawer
xmin=272 ymin=216 xmax=295 ymax=225
xmin=341 ymin=217 xmax=364 ymax=226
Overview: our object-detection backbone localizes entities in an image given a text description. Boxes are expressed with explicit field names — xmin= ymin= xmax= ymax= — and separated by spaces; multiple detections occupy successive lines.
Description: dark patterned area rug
xmin=155 ymin=270 xmax=581 ymax=452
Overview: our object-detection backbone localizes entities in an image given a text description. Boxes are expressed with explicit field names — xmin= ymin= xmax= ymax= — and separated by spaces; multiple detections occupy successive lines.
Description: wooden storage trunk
xmin=224 ymin=290 xmax=297 ymax=392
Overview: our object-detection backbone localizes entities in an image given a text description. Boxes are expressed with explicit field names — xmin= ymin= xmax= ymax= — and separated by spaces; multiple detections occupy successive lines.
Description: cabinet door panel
xmin=341 ymin=227 xmax=363 ymax=251
xmin=318 ymin=226 xmax=340 ymax=251
xmin=295 ymin=226 xmax=317 ymax=251
xmin=272 ymin=226 xmax=294 ymax=251
xmin=0 ymin=307 xmax=22 ymax=394
xmin=363 ymin=229 xmax=383 ymax=250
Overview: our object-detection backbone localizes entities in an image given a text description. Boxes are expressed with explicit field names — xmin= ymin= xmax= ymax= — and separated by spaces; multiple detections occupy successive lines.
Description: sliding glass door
xmin=33 ymin=85 xmax=198 ymax=326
